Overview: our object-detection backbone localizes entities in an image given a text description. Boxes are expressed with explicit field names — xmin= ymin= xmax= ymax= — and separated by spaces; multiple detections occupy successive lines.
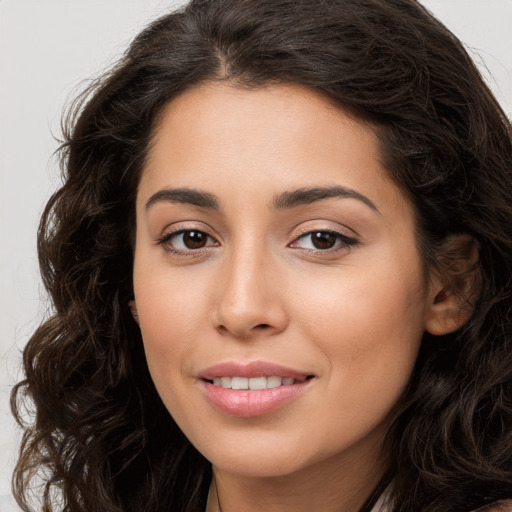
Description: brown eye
xmin=311 ymin=232 xmax=338 ymax=249
xmin=290 ymin=230 xmax=358 ymax=251
xmin=160 ymin=229 xmax=217 ymax=252
xmin=182 ymin=231 xmax=208 ymax=249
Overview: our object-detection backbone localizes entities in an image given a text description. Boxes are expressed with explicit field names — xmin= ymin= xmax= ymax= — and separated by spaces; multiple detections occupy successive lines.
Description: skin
xmin=131 ymin=83 xmax=466 ymax=512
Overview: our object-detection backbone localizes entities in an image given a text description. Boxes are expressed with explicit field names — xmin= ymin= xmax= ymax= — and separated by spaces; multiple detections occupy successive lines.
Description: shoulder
xmin=473 ymin=502 xmax=512 ymax=512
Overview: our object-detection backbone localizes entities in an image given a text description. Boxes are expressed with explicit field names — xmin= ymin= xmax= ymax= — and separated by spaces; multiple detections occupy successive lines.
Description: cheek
xmin=295 ymin=248 xmax=427 ymax=408
xmin=281 ymin=282 xmax=424 ymax=463
xmin=132 ymin=261 xmax=213 ymax=383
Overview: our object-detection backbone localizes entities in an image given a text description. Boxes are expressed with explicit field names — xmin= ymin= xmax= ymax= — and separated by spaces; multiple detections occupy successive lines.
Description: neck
xmin=206 ymin=441 xmax=389 ymax=512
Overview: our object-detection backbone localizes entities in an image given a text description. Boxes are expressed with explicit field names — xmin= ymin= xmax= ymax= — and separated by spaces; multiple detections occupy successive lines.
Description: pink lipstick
xmin=198 ymin=361 xmax=314 ymax=417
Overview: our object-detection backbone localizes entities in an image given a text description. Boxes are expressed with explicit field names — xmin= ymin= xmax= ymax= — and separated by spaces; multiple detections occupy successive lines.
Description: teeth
xmin=249 ymin=376 xmax=267 ymax=390
xmin=267 ymin=376 xmax=282 ymax=388
xmin=231 ymin=377 xmax=248 ymax=389
xmin=211 ymin=376 xmax=300 ymax=389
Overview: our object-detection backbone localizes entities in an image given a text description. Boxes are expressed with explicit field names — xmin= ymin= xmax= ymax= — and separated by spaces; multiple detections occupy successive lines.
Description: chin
xmin=211 ymin=452 xmax=310 ymax=479
xmin=194 ymin=428 xmax=343 ymax=479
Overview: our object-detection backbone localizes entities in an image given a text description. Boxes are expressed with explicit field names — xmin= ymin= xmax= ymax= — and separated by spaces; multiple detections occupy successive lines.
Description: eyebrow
xmin=272 ymin=186 xmax=379 ymax=213
xmin=145 ymin=185 xmax=378 ymax=213
xmin=145 ymin=188 xmax=220 ymax=211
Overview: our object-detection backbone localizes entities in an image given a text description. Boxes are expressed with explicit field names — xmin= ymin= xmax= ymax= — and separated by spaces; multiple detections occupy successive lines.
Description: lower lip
xmin=200 ymin=379 xmax=312 ymax=418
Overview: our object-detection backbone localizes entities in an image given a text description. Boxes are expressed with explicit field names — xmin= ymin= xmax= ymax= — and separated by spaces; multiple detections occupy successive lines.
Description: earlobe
xmin=129 ymin=299 xmax=140 ymax=325
xmin=424 ymin=291 xmax=474 ymax=335
xmin=424 ymin=234 xmax=480 ymax=336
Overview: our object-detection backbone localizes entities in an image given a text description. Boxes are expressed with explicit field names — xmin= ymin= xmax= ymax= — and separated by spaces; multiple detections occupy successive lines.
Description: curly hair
xmin=12 ymin=0 xmax=512 ymax=511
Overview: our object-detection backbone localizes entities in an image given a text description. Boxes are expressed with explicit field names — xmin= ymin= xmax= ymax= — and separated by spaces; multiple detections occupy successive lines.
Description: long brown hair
xmin=12 ymin=1 xmax=512 ymax=510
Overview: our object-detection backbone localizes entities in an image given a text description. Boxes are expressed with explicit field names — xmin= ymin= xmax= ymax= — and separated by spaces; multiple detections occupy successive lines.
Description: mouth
xmin=198 ymin=361 xmax=316 ymax=417
xmin=205 ymin=375 xmax=313 ymax=390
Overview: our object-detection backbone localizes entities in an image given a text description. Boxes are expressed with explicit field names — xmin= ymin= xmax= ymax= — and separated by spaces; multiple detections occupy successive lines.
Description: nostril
xmin=215 ymin=321 xmax=280 ymax=337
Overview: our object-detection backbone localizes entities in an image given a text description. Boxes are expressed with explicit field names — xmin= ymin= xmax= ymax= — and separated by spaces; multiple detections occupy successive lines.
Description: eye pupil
xmin=312 ymin=232 xmax=337 ymax=249
xmin=183 ymin=231 xmax=207 ymax=249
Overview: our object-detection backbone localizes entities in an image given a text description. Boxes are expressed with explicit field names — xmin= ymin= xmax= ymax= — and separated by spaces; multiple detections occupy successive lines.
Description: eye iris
xmin=312 ymin=232 xmax=337 ymax=249
xmin=183 ymin=231 xmax=207 ymax=249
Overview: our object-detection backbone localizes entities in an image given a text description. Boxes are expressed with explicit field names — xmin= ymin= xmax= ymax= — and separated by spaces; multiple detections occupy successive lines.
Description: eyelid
xmin=292 ymin=223 xmax=357 ymax=239
xmin=154 ymin=220 xmax=218 ymax=242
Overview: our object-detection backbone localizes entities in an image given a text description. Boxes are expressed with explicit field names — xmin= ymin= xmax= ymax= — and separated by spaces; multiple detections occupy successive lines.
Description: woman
xmin=11 ymin=0 xmax=512 ymax=511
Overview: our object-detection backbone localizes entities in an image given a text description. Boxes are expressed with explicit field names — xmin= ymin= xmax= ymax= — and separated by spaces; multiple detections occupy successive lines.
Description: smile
xmin=198 ymin=361 xmax=315 ymax=417
xmin=211 ymin=376 xmax=308 ymax=389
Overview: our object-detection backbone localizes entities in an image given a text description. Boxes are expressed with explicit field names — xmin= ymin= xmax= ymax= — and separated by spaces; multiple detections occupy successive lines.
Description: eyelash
xmin=155 ymin=228 xmax=359 ymax=257
xmin=289 ymin=229 xmax=359 ymax=253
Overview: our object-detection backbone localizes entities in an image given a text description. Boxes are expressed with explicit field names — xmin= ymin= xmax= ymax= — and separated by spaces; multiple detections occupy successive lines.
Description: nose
xmin=213 ymin=247 xmax=289 ymax=339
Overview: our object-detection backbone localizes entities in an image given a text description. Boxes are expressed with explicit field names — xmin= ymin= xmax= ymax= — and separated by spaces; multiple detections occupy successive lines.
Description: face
xmin=132 ymin=83 xmax=436 ymax=479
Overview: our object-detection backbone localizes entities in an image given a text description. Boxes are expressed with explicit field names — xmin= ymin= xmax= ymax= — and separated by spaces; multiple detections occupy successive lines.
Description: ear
xmin=424 ymin=234 xmax=480 ymax=336
xmin=128 ymin=299 xmax=140 ymax=325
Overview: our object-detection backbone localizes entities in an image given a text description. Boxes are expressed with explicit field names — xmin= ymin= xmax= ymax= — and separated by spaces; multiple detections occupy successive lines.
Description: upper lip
xmin=198 ymin=361 xmax=314 ymax=380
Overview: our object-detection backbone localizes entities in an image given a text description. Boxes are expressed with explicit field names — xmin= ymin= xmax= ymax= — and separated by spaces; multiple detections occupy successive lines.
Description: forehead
xmin=138 ymin=82 xmax=410 ymax=221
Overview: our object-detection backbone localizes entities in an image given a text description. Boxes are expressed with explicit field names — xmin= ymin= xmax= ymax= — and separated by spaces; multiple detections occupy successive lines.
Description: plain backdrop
xmin=1 ymin=1 xmax=511 ymax=510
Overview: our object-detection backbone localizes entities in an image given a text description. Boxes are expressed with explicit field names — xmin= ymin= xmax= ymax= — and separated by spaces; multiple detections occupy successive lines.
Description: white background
xmin=1 ymin=1 xmax=511 ymax=510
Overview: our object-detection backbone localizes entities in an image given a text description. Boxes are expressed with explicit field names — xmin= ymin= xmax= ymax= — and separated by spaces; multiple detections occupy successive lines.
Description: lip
xmin=197 ymin=361 xmax=315 ymax=418
xmin=198 ymin=360 xmax=312 ymax=380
